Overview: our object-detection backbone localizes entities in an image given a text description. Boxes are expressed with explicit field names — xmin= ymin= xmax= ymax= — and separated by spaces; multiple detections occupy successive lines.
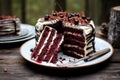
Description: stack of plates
xmin=0 ymin=24 xmax=35 ymax=44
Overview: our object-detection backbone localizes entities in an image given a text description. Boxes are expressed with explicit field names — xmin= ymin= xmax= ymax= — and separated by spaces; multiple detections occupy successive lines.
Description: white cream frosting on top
xmin=63 ymin=21 xmax=94 ymax=35
xmin=36 ymin=18 xmax=59 ymax=32
xmin=36 ymin=18 xmax=95 ymax=35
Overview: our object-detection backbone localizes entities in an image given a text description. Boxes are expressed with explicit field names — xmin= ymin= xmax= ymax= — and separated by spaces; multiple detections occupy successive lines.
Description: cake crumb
xmin=3 ymin=67 xmax=8 ymax=72
xmin=59 ymin=57 xmax=62 ymax=59
xmin=60 ymin=60 xmax=63 ymax=63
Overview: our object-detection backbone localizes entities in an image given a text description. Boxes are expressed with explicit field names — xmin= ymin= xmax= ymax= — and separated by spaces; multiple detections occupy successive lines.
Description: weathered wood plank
xmin=0 ymin=62 xmax=120 ymax=80
xmin=0 ymin=49 xmax=119 ymax=80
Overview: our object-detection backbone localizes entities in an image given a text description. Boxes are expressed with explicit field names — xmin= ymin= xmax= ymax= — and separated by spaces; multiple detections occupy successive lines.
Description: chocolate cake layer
xmin=63 ymin=50 xmax=84 ymax=58
xmin=64 ymin=32 xmax=85 ymax=42
xmin=63 ymin=27 xmax=83 ymax=34
xmin=63 ymin=39 xmax=85 ymax=48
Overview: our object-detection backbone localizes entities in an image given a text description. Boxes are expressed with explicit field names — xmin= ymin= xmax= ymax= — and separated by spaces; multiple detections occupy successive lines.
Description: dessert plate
xmin=20 ymin=37 xmax=113 ymax=69
xmin=0 ymin=24 xmax=35 ymax=43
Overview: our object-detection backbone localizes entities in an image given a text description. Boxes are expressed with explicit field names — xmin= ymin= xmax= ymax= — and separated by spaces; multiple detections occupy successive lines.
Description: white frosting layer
xmin=89 ymin=20 xmax=95 ymax=28
xmin=66 ymin=50 xmax=84 ymax=57
xmin=36 ymin=18 xmax=58 ymax=32
xmin=63 ymin=43 xmax=93 ymax=56
xmin=63 ymin=21 xmax=94 ymax=35
xmin=64 ymin=31 xmax=84 ymax=38
xmin=63 ymin=36 xmax=94 ymax=57
xmin=36 ymin=18 xmax=95 ymax=35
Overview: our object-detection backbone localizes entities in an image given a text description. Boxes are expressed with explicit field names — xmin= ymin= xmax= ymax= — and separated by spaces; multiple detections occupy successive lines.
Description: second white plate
xmin=0 ymin=24 xmax=35 ymax=43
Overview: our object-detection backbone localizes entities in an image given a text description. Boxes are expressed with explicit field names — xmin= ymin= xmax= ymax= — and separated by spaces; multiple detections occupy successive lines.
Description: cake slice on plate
xmin=31 ymin=26 xmax=64 ymax=63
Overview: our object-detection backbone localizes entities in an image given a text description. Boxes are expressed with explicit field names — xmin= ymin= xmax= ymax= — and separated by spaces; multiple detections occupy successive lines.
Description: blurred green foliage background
xmin=0 ymin=0 xmax=120 ymax=26
xmin=12 ymin=0 xmax=86 ymax=25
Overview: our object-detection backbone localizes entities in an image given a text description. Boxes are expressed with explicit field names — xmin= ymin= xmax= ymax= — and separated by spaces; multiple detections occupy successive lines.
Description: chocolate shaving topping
xmin=74 ymin=19 xmax=79 ymax=25
xmin=44 ymin=14 xmax=50 ymax=21
xmin=82 ymin=16 xmax=86 ymax=19
xmin=52 ymin=13 xmax=57 ymax=16
xmin=44 ymin=11 xmax=91 ymax=25
xmin=60 ymin=15 xmax=64 ymax=18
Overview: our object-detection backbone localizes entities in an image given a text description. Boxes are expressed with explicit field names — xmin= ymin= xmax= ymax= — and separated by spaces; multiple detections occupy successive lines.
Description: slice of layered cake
xmin=0 ymin=16 xmax=20 ymax=36
xmin=31 ymin=26 xmax=64 ymax=63
xmin=32 ymin=11 xmax=96 ymax=63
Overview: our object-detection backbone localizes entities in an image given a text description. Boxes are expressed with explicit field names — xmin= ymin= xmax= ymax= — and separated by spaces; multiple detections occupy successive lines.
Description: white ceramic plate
xmin=0 ymin=24 xmax=35 ymax=43
xmin=20 ymin=37 xmax=113 ymax=68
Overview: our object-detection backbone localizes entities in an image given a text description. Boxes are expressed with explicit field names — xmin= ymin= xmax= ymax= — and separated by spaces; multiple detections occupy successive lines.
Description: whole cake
xmin=31 ymin=11 xmax=96 ymax=63
xmin=0 ymin=16 xmax=20 ymax=36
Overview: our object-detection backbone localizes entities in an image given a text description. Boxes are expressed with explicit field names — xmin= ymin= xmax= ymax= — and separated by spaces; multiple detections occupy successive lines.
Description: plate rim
xmin=20 ymin=37 xmax=114 ymax=69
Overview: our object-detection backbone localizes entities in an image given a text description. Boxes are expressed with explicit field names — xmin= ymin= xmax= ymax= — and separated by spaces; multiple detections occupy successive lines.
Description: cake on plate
xmin=0 ymin=16 xmax=20 ymax=36
xmin=31 ymin=11 xmax=96 ymax=63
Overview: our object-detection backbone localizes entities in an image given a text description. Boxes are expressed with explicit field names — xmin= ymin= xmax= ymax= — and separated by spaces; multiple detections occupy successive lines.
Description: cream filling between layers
xmin=43 ymin=32 xmax=57 ymax=62
xmin=48 ymin=35 xmax=64 ymax=63
xmin=66 ymin=50 xmax=84 ymax=57
xmin=64 ymin=42 xmax=93 ymax=56
xmin=64 ymin=31 xmax=84 ymax=38
xmin=64 ymin=31 xmax=94 ymax=44
xmin=35 ymin=27 xmax=57 ymax=60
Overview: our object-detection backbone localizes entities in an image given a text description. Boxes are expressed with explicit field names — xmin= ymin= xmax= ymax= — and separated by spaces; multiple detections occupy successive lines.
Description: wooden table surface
xmin=0 ymin=28 xmax=120 ymax=80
